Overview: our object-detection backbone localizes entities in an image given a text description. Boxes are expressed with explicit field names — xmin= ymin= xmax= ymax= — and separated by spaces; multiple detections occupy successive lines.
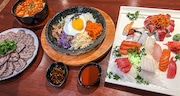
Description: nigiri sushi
xmin=144 ymin=37 xmax=156 ymax=54
xmin=159 ymin=49 xmax=171 ymax=72
xmin=152 ymin=43 xmax=162 ymax=62
xmin=167 ymin=57 xmax=177 ymax=79
xmin=123 ymin=22 xmax=134 ymax=36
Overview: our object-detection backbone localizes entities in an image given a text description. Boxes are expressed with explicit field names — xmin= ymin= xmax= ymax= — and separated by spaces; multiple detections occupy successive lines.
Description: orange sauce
xmin=80 ymin=65 xmax=99 ymax=86
xmin=15 ymin=0 xmax=44 ymax=17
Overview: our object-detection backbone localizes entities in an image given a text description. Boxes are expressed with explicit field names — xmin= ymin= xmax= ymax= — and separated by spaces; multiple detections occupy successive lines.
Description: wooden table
xmin=0 ymin=0 xmax=180 ymax=96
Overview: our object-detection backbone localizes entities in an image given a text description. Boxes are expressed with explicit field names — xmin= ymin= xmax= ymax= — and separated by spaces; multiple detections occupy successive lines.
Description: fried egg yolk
xmin=72 ymin=18 xmax=84 ymax=31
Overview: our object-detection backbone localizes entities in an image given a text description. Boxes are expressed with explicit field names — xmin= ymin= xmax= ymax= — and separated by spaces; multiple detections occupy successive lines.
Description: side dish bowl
xmin=46 ymin=62 xmax=69 ymax=87
xmin=45 ymin=6 xmax=106 ymax=55
xmin=11 ymin=0 xmax=49 ymax=25
xmin=78 ymin=62 xmax=102 ymax=88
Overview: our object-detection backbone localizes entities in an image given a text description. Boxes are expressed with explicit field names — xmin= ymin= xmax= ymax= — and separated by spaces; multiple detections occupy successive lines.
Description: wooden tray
xmin=41 ymin=8 xmax=115 ymax=66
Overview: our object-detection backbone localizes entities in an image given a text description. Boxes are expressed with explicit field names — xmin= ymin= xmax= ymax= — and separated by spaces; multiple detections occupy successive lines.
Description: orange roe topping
xmin=150 ymin=14 xmax=170 ymax=29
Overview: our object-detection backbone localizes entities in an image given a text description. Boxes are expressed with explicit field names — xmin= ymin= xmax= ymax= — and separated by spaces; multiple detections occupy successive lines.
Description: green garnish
xmin=0 ymin=39 xmax=17 ymax=55
xmin=135 ymin=74 xmax=149 ymax=85
xmin=175 ymin=54 xmax=180 ymax=61
xmin=173 ymin=34 xmax=180 ymax=41
xmin=128 ymin=53 xmax=141 ymax=66
xmin=127 ymin=46 xmax=139 ymax=54
xmin=113 ymin=46 xmax=121 ymax=57
xmin=106 ymin=71 xmax=113 ymax=79
xmin=127 ymin=11 xmax=140 ymax=21
xmin=139 ymin=48 xmax=146 ymax=57
xmin=106 ymin=71 xmax=121 ymax=80
xmin=27 ymin=4 xmax=35 ymax=11
xmin=113 ymin=73 xmax=121 ymax=80
xmin=136 ymin=66 xmax=141 ymax=72
xmin=127 ymin=47 xmax=145 ymax=67
xmin=128 ymin=47 xmax=147 ymax=67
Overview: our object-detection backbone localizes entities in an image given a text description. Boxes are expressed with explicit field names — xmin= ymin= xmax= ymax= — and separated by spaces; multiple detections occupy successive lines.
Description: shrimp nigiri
xmin=123 ymin=22 xmax=134 ymax=36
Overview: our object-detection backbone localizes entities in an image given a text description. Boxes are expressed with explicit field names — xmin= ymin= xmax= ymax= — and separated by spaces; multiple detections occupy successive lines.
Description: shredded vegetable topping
xmin=150 ymin=14 xmax=170 ymax=29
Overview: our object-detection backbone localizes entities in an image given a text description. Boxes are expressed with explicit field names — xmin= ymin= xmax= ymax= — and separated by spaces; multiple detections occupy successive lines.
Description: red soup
xmin=80 ymin=65 xmax=99 ymax=86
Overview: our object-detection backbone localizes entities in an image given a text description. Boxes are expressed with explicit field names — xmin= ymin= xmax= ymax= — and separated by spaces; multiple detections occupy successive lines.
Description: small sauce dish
xmin=46 ymin=62 xmax=68 ymax=87
xmin=78 ymin=62 xmax=102 ymax=88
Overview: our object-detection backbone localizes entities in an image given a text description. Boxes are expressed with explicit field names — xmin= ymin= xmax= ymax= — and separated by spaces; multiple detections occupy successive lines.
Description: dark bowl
xmin=45 ymin=6 xmax=106 ymax=55
xmin=11 ymin=0 xmax=49 ymax=25
xmin=46 ymin=62 xmax=69 ymax=87
xmin=78 ymin=62 xmax=102 ymax=88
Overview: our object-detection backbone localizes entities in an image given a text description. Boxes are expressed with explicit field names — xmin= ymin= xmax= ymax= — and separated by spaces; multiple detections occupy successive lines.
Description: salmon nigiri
xmin=159 ymin=49 xmax=171 ymax=72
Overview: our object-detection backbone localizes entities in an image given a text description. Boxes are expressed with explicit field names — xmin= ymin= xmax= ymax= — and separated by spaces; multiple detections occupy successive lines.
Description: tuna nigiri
xmin=159 ymin=49 xmax=171 ymax=72
xmin=167 ymin=57 xmax=177 ymax=79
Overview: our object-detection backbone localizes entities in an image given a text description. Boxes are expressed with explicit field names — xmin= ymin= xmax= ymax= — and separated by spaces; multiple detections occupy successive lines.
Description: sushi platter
xmin=105 ymin=6 xmax=180 ymax=96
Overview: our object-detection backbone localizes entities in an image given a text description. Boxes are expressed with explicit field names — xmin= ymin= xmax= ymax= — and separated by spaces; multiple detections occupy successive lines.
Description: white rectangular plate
xmin=105 ymin=6 xmax=180 ymax=96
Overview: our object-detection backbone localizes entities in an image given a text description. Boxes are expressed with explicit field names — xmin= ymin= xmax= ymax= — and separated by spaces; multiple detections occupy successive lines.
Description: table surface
xmin=0 ymin=0 xmax=180 ymax=96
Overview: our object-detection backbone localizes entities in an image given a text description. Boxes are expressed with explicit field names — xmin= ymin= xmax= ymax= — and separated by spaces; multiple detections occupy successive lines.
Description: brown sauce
xmin=80 ymin=65 xmax=99 ymax=86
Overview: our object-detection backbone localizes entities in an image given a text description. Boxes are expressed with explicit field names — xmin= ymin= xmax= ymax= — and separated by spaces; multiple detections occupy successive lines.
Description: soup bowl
xmin=11 ymin=0 xmax=49 ymax=25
